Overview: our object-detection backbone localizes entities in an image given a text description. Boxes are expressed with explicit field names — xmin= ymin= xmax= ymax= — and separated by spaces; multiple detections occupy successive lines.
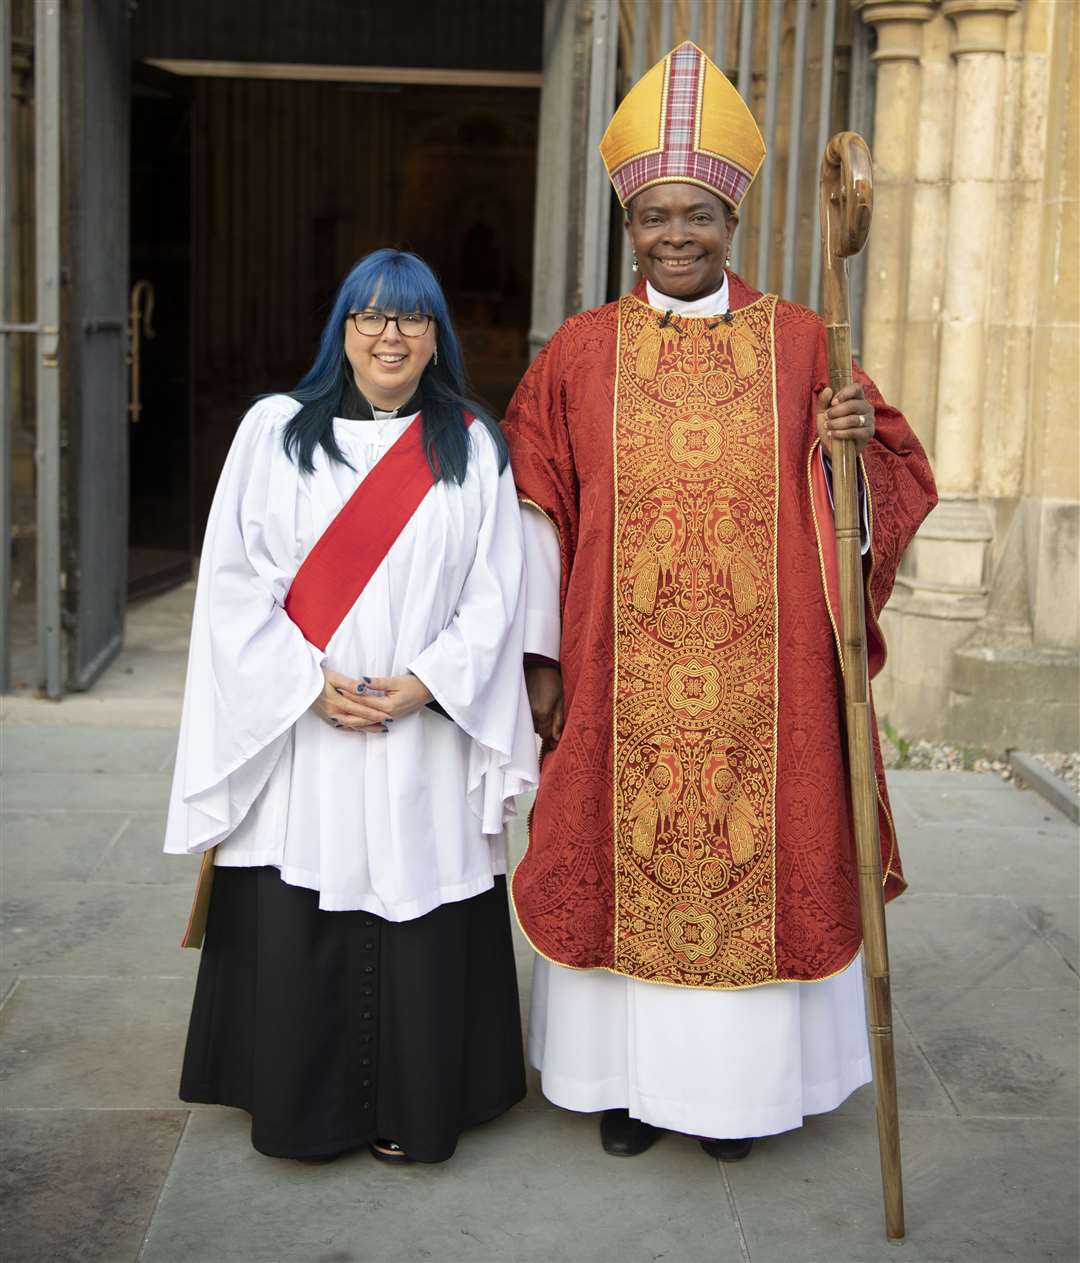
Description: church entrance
xmin=127 ymin=69 xmax=539 ymax=595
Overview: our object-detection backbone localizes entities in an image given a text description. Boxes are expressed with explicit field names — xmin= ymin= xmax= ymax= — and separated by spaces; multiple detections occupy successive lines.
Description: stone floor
xmin=2 ymin=587 xmax=1078 ymax=1263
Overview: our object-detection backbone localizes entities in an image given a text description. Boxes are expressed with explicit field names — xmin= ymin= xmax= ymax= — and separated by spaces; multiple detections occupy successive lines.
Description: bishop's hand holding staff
xmin=164 ymin=249 xmax=538 ymax=1166
xmin=504 ymin=42 xmax=937 ymax=1163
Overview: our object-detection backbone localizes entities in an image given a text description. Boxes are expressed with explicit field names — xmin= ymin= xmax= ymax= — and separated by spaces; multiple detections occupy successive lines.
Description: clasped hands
xmin=311 ymin=669 xmax=433 ymax=733
xmin=816 ymin=383 xmax=875 ymax=457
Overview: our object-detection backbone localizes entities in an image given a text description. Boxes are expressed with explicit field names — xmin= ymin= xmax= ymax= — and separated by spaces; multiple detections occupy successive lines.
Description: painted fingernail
xmin=357 ymin=684 xmax=366 ymax=693
xmin=385 ymin=718 xmax=394 ymax=724
xmin=363 ymin=676 xmax=372 ymax=683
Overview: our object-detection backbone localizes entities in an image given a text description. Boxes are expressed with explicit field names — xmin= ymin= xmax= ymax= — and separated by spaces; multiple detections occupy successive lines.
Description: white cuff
xmin=521 ymin=505 xmax=562 ymax=659
xmin=820 ymin=447 xmax=871 ymax=556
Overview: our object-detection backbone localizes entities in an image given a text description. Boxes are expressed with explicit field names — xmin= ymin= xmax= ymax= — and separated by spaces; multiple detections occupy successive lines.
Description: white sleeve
xmin=819 ymin=447 xmax=871 ymax=555
xmin=521 ymin=505 xmax=562 ymax=660
xmin=163 ymin=401 xmax=326 ymax=855
xmin=407 ymin=430 xmax=540 ymax=831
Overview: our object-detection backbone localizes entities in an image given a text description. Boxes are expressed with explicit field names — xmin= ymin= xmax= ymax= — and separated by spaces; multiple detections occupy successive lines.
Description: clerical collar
xmin=645 ymin=275 xmax=730 ymax=319
xmin=338 ymin=376 xmax=423 ymax=422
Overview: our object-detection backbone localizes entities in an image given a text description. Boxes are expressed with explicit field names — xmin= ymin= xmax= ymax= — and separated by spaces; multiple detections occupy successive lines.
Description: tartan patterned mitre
xmin=600 ymin=41 xmax=765 ymax=212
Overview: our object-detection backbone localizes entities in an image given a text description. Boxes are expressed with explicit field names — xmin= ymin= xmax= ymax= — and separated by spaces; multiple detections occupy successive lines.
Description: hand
xmin=526 ymin=665 xmax=565 ymax=745
xmin=310 ymin=668 xmax=395 ymax=733
xmin=353 ymin=673 xmax=434 ymax=726
xmin=817 ymin=384 xmax=875 ymax=458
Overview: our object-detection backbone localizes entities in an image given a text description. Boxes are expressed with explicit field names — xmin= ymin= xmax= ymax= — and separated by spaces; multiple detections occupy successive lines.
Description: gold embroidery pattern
xmin=613 ymin=294 xmax=779 ymax=987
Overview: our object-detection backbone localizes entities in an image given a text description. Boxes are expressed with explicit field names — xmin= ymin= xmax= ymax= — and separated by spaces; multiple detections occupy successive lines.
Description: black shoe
xmin=368 ymin=1139 xmax=410 ymax=1164
xmin=700 ymin=1136 xmax=754 ymax=1162
xmin=600 ymin=1108 xmax=665 ymax=1157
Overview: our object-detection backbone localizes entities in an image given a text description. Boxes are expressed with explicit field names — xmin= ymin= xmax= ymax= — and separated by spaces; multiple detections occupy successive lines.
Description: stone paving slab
xmin=888 ymin=894 xmax=1079 ymax=990
xmin=1 ymin=769 xmax=172 ymax=813
xmin=889 ymin=770 xmax=1070 ymax=830
xmin=897 ymin=821 xmax=1078 ymax=897
xmin=140 ymin=1103 xmax=747 ymax=1263
xmin=2 ymin=812 xmax=130 ymax=885
xmin=3 ymin=880 xmax=198 ymax=976
xmin=1014 ymin=894 xmax=1079 ymax=973
xmin=93 ymin=814 xmax=194 ymax=885
xmin=1 ymin=977 xmax=196 ymax=1109
xmin=1 ymin=1108 xmax=188 ymax=1263
xmin=1 ymin=725 xmax=177 ymax=774
xmin=724 ymin=1113 xmax=1079 ymax=1263
xmin=895 ymin=985 xmax=1078 ymax=1118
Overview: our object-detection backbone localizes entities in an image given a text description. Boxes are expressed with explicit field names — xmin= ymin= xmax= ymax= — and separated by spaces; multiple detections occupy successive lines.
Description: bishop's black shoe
xmin=600 ymin=1108 xmax=665 ymax=1156
xmin=700 ymin=1136 xmax=754 ymax=1162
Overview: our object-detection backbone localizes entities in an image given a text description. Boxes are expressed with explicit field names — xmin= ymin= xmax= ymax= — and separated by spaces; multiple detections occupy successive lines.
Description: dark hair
xmin=281 ymin=248 xmax=506 ymax=483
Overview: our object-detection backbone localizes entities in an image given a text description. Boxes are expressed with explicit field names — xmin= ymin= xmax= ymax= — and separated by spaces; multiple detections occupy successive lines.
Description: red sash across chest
xmin=284 ymin=411 xmax=473 ymax=650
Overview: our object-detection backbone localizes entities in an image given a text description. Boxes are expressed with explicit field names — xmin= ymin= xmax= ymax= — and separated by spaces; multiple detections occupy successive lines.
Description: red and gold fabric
xmin=503 ymin=274 xmax=937 ymax=989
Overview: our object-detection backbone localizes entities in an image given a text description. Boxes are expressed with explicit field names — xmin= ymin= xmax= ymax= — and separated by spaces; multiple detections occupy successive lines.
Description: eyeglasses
xmin=350 ymin=311 xmax=433 ymax=338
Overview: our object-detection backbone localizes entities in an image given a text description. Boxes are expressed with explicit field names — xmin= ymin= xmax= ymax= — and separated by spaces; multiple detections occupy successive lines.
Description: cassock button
xmin=363 ymin=965 xmax=374 ymax=974
xmin=361 ymin=1079 xmax=371 ymax=1089
xmin=361 ymin=1010 xmax=372 ymax=1021
xmin=361 ymin=1057 xmax=371 ymax=1067
xmin=362 ymin=986 xmax=373 ymax=997
xmin=362 ymin=1100 xmax=371 ymax=1110
xmin=363 ymin=941 xmax=375 ymax=951
xmin=363 ymin=918 xmax=376 ymax=928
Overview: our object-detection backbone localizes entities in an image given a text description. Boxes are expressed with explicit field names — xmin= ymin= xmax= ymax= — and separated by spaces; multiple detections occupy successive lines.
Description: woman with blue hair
xmin=164 ymin=249 xmax=538 ymax=1164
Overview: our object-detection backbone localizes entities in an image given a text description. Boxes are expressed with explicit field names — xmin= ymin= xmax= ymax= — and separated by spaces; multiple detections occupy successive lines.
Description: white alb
xmin=165 ymin=394 xmax=539 ymax=921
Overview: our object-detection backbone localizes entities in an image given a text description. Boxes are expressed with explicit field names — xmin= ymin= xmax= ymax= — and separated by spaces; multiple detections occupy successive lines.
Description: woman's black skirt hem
xmin=179 ymin=866 xmax=526 ymax=1164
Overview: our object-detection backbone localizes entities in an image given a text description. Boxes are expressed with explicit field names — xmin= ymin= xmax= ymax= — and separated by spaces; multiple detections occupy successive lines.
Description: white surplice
xmin=520 ymin=277 xmax=871 ymax=1139
xmin=164 ymin=394 xmax=539 ymax=921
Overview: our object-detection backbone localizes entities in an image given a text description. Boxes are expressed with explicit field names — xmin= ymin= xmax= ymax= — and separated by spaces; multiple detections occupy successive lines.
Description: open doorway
xmin=126 ymin=70 xmax=539 ymax=570
xmin=128 ymin=65 xmax=194 ymax=597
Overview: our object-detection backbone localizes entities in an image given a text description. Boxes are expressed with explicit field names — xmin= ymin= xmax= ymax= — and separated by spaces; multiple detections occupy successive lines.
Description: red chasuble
xmin=503 ymin=274 xmax=937 ymax=989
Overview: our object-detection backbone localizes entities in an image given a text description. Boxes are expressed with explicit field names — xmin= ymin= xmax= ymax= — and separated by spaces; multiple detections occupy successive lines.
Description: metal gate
xmin=0 ymin=0 xmax=130 ymax=697
xmin=64 ymin=0 xmax=131 ymax=690
xmin=582 ymin=0 xmax=875 ymax=350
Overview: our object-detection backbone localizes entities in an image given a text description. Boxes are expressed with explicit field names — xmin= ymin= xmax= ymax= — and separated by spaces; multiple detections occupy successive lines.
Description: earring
xmin=433 ymin=348 xmax=438 ymax=366
xmin=632 ymin=255 xmax=639 ymax=272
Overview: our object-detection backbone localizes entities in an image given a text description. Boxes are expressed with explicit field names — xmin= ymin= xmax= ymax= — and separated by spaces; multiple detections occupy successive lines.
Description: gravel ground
xmin=880 ymin=731 xmax=1080 ymax=793
xmin=1031 ymin=751 xmax=1080 ymax=794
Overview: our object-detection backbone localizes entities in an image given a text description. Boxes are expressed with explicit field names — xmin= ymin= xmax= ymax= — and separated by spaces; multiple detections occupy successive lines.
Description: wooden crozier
xmin=819 ymin=131 xmax=905 ymax=1242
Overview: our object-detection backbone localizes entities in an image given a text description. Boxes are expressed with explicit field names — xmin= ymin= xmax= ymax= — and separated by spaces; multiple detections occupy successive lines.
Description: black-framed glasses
xmin=350 ymin=311 xmax=433 ymax=338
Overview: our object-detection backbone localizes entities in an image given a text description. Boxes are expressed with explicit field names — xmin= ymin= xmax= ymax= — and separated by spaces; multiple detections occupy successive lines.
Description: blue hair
xmin=281 ymin=248 xmax=507 ymax=483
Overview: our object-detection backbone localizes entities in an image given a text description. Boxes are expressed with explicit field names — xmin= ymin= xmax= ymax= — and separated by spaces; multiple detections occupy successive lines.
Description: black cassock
xmin=180 ymin=867 xmax=526 ymax=1162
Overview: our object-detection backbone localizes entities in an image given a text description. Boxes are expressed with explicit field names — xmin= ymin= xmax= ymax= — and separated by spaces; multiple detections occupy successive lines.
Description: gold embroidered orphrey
xmin=613 ymin=293 xmax=780 ymax=988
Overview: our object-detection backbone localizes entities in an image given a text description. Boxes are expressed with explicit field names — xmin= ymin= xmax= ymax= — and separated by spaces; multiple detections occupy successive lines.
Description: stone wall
xmin=858 ymin=0 xmax=1079 ymax=753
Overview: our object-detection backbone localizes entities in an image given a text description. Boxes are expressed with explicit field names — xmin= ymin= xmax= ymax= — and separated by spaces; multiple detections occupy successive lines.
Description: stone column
xmin=874 ymin=0 xmax=1021 ymax=739
xmin=854 ymin=0 xmax=936 ymax=408
xmin=933 ymin=0 xmax=1020 ymax=495
xmin=898 ymin=8 xmax=953 ymax=456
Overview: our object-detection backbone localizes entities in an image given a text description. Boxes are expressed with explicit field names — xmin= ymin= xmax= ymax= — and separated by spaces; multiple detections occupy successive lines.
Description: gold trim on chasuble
xmin=612 ymin=293 xmax=780 ymax=988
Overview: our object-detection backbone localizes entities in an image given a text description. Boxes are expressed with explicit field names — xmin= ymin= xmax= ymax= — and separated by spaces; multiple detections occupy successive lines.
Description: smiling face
xmin=344 ymin=308 xmax=437 ymax=411
xmin=625 ymin=184 xmax=737 ymax=302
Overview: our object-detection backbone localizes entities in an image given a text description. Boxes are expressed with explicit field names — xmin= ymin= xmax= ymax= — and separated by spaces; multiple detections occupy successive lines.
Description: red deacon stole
xmin=285 ymin=410 xmax=472 ymax=648
xmin=182 ymin=408 xmax=472 ymax=948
